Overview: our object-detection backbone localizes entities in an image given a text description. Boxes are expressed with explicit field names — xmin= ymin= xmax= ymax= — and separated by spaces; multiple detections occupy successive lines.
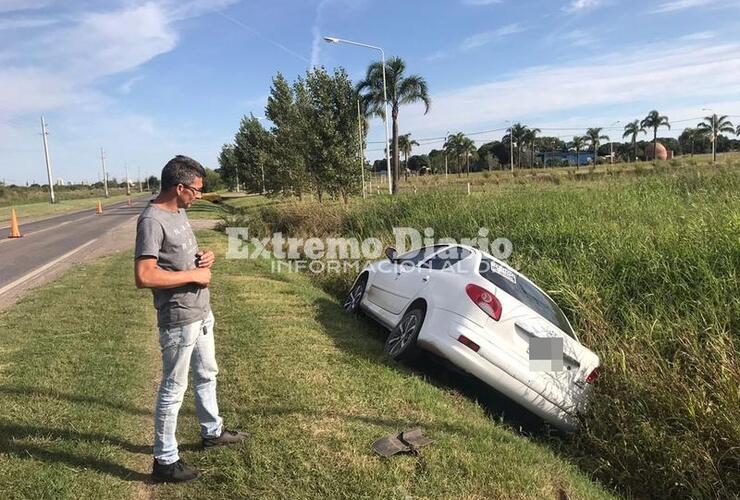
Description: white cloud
xmin=461 ymin=0 xmax=502 ymax=5
xmin=120 ymin=75 xmax=145 ymax=95
xmin=680 ymin=31 xmax=715 ymax=40
xmin=390 ymin=41 xmax=740 ymax=142
xmin=0 ymin=1 xmax=245 ymax=183
xmin=460 ymin=23 xmax=524 ymax=50
xmin=563 ymin=0 xmax=605 ymax=13
xmin=424 ymin=50 xmax=450 ymax=62
xmin=0 ymin=17 xmax=57 ymax=30
xmin=310 ymin=0 xmax=368 ymax=67
xmin=560 ymin=29 xmax=598 ymax=47
xmin=0 ymin=0 xmax=50 ymax=14
xmin=650 ymin=0 xmax=714 ymax=13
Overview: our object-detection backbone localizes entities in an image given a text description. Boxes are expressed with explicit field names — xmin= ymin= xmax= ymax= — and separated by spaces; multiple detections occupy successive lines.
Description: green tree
xmin=356 ymin=57 xmax=430 ymax=194
xmin=622 ymin=120 xmax=646 ymax=162
xmin=233 ymin=114 xmax=272 ymax=193
xmin=202 ymin=167 xmax=224 ymax=193
xmin=398 ymin=133 xmax=419 ymax=180
xmin=696 ymin=114 xmax=735 ymax=163
xmin=444 ymin=132 xmax=465 ymax=176
xmin=569 ymin=136 xmax=586 ymax=168
xmin=217 ymin=143 xmax=238 ymax=190
xmin=460 ymin=136 xmax=477 ymax=176
xmin=522 ymin=127 xmax=541 ymax=167
xmin=265 ymin=72 xmax=310 ymax=198
xmin=585 ymin=127 xmax=609 ymax=165
xmin=679 ymin=127 xmax=706 ymax=157
xmin=640 ymin=110 xmax=670 ymax=161
xmin=301 ymin=67 xmax=361 ymax=203
xmin=503 ymin=123 xmax=528 ymax=169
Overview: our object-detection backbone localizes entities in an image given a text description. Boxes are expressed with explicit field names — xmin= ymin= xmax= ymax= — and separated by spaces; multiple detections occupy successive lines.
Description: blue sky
xmin=2 ymin=0 xmax=740 ymax=185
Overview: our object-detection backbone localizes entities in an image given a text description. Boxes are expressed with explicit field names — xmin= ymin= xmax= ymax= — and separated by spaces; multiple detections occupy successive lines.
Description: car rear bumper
xmin=418 ymin=308 xmax=582 ymax=431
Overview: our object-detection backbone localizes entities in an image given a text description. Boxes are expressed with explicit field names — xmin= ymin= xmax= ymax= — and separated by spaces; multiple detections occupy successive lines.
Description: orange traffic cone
xmin=8 ymin=208 xmax=22 ymax=238
xmin=96 ymin=200 xmax=103 ymax=214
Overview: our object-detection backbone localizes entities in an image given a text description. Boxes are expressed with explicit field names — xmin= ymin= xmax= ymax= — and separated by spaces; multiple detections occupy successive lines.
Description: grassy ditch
xmin=232 ymin=163 xmax=740 ymax=498
xmin=0 ymin=230 xmax=614 ymax=499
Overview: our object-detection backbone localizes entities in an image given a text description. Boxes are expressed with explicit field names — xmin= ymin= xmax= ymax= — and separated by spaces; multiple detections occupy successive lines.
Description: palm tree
xmin=444 ymin=132 xmax=465 ymax=176
xmin=504 ymin=123 xmax=528 ymax=169
xmin=398 ymin=133 xmax=419 ymax=180
xmin=622 ymin=120 xmax=646 ymax=162
xmin=640 ymin=110 xmax=670 ymax=161
xmin=459 ymin=136 xmax=477 ymax=176
xmin=585 ymin=127 xmax=609 ymax=165
xmin=696 ymin=114 xmax=734 ymax=163
xmin=570 ymin=136 xmax=586 ymax=168
xmin=522 ymin=127 xmax=541 ymax=168
xmin=356 ymin=57 xmax=431 ymax=194
xmin=736 ymin=124 xmax=740 ymax=137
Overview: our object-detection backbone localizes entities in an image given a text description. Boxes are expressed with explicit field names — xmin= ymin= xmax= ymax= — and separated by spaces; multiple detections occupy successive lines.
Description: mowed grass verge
xmin=0 ymin=254 xmax=158 ymax=498
xmin=0 ymin=231 xmax=615 ymax=499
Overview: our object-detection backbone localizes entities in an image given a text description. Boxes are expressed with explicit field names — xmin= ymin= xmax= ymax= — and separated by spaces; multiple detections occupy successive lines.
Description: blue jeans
xmin=154 ymin=310 xmax=223 ymax=465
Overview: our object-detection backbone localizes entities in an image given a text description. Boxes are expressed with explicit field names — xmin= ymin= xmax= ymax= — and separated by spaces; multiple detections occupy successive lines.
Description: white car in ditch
xmin=344 ymin=244 xmax=600 ymax=431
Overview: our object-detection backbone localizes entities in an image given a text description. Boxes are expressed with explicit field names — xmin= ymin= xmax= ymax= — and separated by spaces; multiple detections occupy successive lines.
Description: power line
xmin=365 ymin=114 xmax=729 ymax=147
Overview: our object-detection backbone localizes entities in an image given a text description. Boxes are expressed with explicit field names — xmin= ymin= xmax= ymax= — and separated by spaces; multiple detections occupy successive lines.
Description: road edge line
xmin=0 ymin=238 xmax=99 ymax=296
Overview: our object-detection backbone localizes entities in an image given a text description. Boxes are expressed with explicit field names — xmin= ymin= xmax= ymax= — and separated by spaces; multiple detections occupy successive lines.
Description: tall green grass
xmin=238 ymin=164 xmax=740 ymax=498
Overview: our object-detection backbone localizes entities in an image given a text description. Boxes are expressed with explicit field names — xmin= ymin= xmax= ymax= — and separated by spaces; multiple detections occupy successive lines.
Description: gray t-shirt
xmin=135 ymin=203 xmax=210 ymax=328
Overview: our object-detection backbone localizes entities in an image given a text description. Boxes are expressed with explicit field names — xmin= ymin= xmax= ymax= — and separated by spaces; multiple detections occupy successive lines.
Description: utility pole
xmin=443 ymin=130 xmax=449 ymax=180
xmin=138 ymin=166 xmax=143 ymax=192
xmin=357 ymin=99 xmax=366 ymax=199
xmin=235 ymin=169 xmax=239 ymax=193
xmin=100 ymin=148 xmax=109 ymax=198
xmin=40 ymin=116 xmax=56 ymax=204
xmin=125 ymin=165 xmax=131 ymax=195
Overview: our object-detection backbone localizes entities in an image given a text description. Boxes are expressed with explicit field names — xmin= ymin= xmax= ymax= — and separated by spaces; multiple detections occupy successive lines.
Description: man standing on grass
xmin=134 ymin=155 xmax=246 ymax=483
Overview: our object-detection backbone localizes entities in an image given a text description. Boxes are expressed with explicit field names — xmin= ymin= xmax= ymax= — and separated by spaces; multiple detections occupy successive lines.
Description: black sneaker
xmin=202 ymin=428 xmax=248 ymax=449
xmin=152 ymin=458 xmax=199 ymax=483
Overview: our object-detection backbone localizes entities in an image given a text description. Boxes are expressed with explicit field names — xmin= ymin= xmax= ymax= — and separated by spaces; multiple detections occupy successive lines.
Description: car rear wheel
xmin=343 ymin=274 xmax=367 ymax=313
xmin=385 ymin=307 xmax=424 ymax=360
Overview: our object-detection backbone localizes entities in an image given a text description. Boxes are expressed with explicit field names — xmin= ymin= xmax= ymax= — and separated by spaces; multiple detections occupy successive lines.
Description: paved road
xmin=0 ymin=197 xmax=150 ymax=294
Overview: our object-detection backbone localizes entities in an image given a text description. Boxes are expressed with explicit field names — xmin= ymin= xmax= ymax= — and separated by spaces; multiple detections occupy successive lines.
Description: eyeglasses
xmin=180 ymin=183 xmax=203 ymax=194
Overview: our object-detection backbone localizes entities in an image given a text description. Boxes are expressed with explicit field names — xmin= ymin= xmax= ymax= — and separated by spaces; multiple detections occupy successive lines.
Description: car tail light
xmin=465 ymin=283 xmax=502 ymax=321
xmin=586 ymin=367 xmax=600 ymax=384
xmin=457 ymin=335 xmax=480 ymax=352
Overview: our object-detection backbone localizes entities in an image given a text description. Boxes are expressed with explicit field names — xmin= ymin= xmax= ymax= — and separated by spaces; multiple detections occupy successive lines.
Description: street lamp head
xmin=324 ymin=36 xmax=340 ymax=44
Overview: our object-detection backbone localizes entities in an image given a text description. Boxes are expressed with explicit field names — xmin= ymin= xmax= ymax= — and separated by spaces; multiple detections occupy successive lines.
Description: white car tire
xmin=385 ymin=307 xmax=424 ymax=361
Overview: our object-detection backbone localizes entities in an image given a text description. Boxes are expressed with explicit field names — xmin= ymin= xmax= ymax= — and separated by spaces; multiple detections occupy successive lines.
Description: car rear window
xmin=479 ymin=259 xmax=575 ymax=338
xmin=396 ymin=245 xmax=450 ymax=265
xmin=422 ymin=246 xmax=472 ymax=270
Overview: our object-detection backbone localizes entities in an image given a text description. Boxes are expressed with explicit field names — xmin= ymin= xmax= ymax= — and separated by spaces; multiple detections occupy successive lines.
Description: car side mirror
xmin=385 ymin=247 xmax=398 ymax=262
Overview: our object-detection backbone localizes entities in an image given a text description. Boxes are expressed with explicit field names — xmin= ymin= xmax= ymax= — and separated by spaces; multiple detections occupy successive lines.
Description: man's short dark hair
xmin=161 ymin=155 xmax=206 ymax=191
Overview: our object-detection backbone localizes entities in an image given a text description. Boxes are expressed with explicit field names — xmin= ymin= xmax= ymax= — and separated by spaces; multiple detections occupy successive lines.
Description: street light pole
xmin=324 ymin=36 xmax=392 ymax=195
xmin=703 ymin=108 xmax=715 ymax=163
xmin=444 ymin=130 xmax=449 ymax=180
xmin=357 ymin=99 xmax=366 ymax=199
xmin=40 ymin=116 xmax=55 ymax=204
xmin=609 ymin=121 xmax=620 ymax=164
xmin=100 ymin=148 xmax=109 ymax=198
xmin=505 ymin=120 xmax=514 ymax=172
